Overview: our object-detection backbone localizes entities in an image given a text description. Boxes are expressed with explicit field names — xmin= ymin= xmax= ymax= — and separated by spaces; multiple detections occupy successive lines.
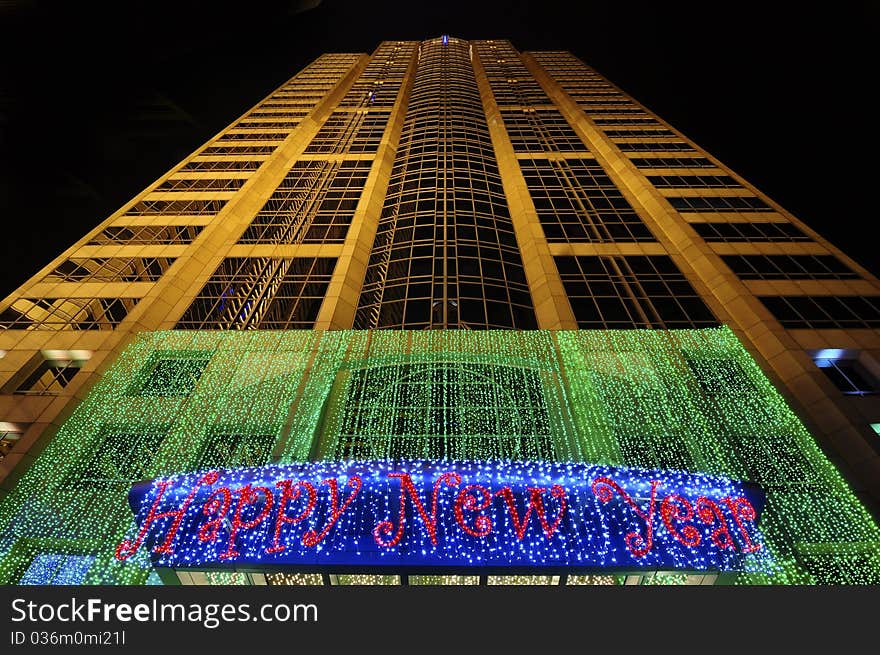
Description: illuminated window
xmin=132 ymin=352 xmax=212 ymax=397
xmin=74 ymin=430 xmax=168 ymax=488
xmin=813 ymin=353 xmax=877 ymax=396
xmin=196 ymin=432 xmax=277 ymax=470
xmin=870 ymin=423 xmax=880 ymax=437
xmin=685 ymin=358 xmax=755 ymax=396
xmin=19 ymin=554 xmax=96 ymax=585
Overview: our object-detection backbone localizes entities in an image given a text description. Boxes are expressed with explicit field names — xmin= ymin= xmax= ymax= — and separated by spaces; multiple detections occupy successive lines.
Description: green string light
xmin=0 ymin=327 xmax=878 ymax=585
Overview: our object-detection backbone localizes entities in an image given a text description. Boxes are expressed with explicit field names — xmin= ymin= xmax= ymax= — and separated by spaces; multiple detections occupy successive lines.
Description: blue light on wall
xmin=19 ymin=554 xmax=95 ymax=585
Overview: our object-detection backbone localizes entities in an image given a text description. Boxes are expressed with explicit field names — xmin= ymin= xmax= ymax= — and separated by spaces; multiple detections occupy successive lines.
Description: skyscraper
xmin=1 ymin=37 xmax=878 ymax=585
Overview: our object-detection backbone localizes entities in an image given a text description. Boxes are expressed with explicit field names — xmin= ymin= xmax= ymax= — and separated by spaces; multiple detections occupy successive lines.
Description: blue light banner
xmin=117 ymin=460 xmax=769 ymax=573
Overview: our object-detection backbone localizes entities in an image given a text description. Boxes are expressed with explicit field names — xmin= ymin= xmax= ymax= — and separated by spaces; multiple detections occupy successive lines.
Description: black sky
xmin=1 ymin=0 xmax=877 ymax=299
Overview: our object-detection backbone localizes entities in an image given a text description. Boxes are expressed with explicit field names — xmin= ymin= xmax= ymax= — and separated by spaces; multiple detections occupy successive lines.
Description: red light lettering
xmin=374 ymin=471 xmax=461 ymax=547
xmin=302 ymin=476 xmax=362 ymax=547
xmin=220 ymin=484 xmax=274 ymax=559
xmin=266 ymin=479 xmax=317 ymax=553
xmin=115 ymin=470 xmax=219 ymax=560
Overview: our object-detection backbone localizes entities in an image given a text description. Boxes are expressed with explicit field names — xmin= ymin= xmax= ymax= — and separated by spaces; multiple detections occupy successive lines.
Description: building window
xmin=43 ymin=257 xmax=176 ymax=283
xmin=239 ymin=161 xmax=370 ymax=245
xmin=690 ymin=222 xmax=811 ymax=243
xmin=321 ymin=362 xmax=561 ymax=462
xmin=685 ymin=358 xmax=756 ymax=396
xmin=870 ymin=424 xmax=880 ymax=437
xmin=616 ymin=142 xmax=697 ymax=152
xmin=19 ymin=554 xmax=96 ymax=585
xmin=500 ymin=108 xmax=589 ymax=153
xmin=3 ymin=350 xmax=91 ymax=396
xmin=721 ymin=254 xmax=858 ymax=280
xmin=759 ymin=296 xmax=880 ymax=329
xmin=131 ymin=352 xmax=212 ymax=397
xmin=154 ymin=177 xmax=246 ymax=191
xmin=812 ymin=351 xmax=877 ymax=396
xmin=177 ymin=257 xmax=336 ymax=330
xmin=520 ymin=158 xmax=655 ymax=242
xmin=123 ymin=199 xmax=227 ymax=216
xmin=668 ymin=196 xmax=773 ymax=213
xmin=196 ymin=432 xmax=277 ymax=470
xmin=0 ymin=422 xmax=24 ymax=463
xmin=629 ymin=157 xmax=714 ymax=168
xmin=180 ymin=160 xmax=263 ymax=172
xmin=647 ymin=174 xmax=742 ymax=188
xmin=0 ymin=297 xmax=137 ymax=330
xmin=554 ymin=255 xmax=718 ymax=329
xmin=73 ymin=430 xmax=168 ymax=488
xmin=87 ymin=225 xmax=203 ymax=246
xmin=604 ymin=129 xmax=677 ymax=138
xmin=305 ymin=111 xmax=390 ymax=154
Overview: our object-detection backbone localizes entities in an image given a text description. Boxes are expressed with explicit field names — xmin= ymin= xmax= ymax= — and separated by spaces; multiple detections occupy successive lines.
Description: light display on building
xmin=2 ymin=37 xmax=879 ymax=587
xmin=1 ymin=328 xmax=878 ymax=585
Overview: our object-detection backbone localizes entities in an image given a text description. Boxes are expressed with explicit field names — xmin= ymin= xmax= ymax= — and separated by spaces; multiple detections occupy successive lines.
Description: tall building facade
xmin=1 ymin=37 xmax=879 ymax=585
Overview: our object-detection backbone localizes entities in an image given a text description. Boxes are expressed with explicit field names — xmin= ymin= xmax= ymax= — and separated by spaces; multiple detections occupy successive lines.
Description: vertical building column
xmin=314 ymin=46 xmax=420 ymax=330
xmin=471 ymin=51 xmax=577 ymax=330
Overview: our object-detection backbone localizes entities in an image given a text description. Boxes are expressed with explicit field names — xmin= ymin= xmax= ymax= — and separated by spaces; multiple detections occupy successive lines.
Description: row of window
xmin=668 ymin=196 xmax=773 ymax=212
xmin=239 ymin=160 xmax=371 ymax=244
xmin=554 ymin=255 xmax=718 ymax=329
xmin=593 ymin=117 xmax=659 ymax=125
xmin=180 ymin=160 xmax=264 ymax=172
xmin=200 ymin=145 xmax=278 ymax=155
xmin=690 ymin=221 xmax=812 ymax=242
xmin=647 ymin=174 xmax=742 ymax=189
xmin=629 ymin=157 xmax=714 ymax=168
xmin=215 ymin=132 xmax=290 ymax=142
xmin=605 ymin=129 xmax=678 ymax=138
xmin=176 ymin=257 xmax=337 ymax=330
xmin=759 ymin=295 xmax=880 ymax=329
xmin=617 ymin=142 xmax=696 ymax=152
xmin=721 ymin=254 xmax=858 ymax=280
xmin=44 ymin=257 xmax=176 ymax=283
xmin=228 ymin=121 xmax=300 ymax=129
xmin=500 ymin=108 xmax=589 ymax=153
xmin=123 ymin=199 xmax=227 ymax=216
xmin=154 ymin=178 xmax=246 ymax=192
xmin=88 ymin=225 xmax=204 ymax=246
xmin=520 ymin=158 xmax=655 ymax=242
xmin=0 ymin=298 xmax=137 ymax=330
xmin=304 ymin=111 xmax=390 ymax=154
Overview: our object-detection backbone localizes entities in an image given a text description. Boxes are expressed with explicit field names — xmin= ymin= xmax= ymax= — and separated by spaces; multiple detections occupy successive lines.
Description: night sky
xmin=1 ymin=1 xmax=877 ymax=299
